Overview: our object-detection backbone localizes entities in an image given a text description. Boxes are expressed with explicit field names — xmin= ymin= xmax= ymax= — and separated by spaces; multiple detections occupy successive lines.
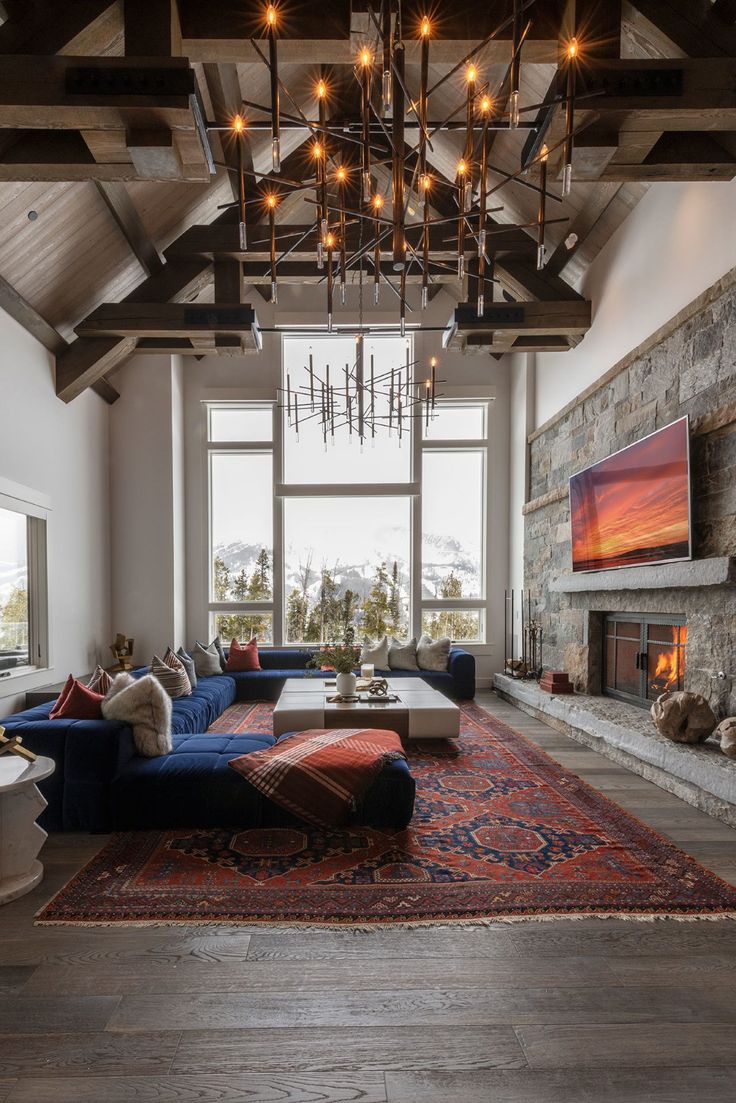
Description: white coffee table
xmin=0 ymin=754 xmax=55 ymax=905
xmin=273 ymin=677 xmax=460 ymax=742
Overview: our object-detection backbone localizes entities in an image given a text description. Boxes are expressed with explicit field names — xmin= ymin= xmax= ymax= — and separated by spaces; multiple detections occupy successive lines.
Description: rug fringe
xmin=34 ymin=911 xmax=736 ymax=930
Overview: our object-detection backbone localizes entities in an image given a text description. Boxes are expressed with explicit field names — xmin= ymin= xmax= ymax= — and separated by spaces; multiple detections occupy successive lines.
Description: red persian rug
xmin=37 ymin=701 xmax=736 ymax=926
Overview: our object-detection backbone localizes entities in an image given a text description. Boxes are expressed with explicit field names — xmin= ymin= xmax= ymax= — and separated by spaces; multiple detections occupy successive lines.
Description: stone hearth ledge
xmin=549 ymin=556 xmax=736 ymax=593
xmin=493 ymin=674 xmax=736 ymax=828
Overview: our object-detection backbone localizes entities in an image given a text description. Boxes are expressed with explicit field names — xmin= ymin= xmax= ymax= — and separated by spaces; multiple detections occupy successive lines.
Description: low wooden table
xmin=273 ymin=677 xmax=460 ymax=742
xmin=0 ymin=754 xmax=55 ymax=905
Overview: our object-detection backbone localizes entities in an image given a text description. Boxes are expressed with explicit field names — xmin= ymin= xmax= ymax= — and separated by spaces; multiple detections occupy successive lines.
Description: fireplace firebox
xmin=603 ymin=614 xmax=687 ymax=709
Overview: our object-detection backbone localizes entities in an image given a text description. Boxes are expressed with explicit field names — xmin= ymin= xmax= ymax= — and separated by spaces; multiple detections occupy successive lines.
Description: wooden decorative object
xmin=368 ymin=678 xmax=389 ymax=697
xmin=650 ymin=691 xmax=717 ymax=744
xmin=110 ymin=633 xmax=135 ymax=672
xmin=714 ymin=717 xmax=736 ymax=759
xmin=0 ymin=726 xmax=37 ymax=763
xmin=539 ymin=670 xmax=574 ymax=695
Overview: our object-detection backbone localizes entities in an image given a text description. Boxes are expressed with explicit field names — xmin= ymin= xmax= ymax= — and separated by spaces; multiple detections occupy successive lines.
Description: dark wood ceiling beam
xmin=495 ymin=257 xmax=585 ymax=303
xmin=0 ymin=0 xmax=117 ymax=54
xmin=544 ymin=181 xmax=619 ymax=277
xmin=95 ymin=181 xmax=164 ymax=276
xmin=629 ymin=0 xmax=736 ymax=57
xmin=444 ymin=299 xmax=592 ymax=351
xmin=56 ymin=137 xmax=315 ymax=400
xmin=123 ymin=0 xmax=181 ymax=57
xmin=0 ymin=272 xmax=119 ymax=403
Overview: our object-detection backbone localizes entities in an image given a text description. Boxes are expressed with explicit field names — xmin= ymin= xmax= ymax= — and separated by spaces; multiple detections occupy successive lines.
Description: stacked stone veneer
xmin=525 ymin=271 xmax=736 ymax=716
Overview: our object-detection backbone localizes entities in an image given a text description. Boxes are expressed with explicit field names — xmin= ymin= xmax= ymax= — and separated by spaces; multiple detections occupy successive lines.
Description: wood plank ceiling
xmin=0 ymin=1 xmax=733 ymax=400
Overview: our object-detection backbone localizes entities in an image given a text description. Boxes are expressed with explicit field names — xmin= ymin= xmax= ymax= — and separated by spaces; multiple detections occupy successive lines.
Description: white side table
xmin=0 ymin=754 xmax=55 ymax=905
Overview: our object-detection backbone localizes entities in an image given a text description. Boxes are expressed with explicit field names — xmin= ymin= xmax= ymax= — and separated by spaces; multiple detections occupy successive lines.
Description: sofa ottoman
xmin=110 ymin=731 xmax=416 ymax=831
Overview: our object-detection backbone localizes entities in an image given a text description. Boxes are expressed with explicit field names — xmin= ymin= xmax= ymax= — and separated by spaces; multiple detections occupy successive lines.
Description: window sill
xmin=0 ymin=666 xmax=54 ymax=699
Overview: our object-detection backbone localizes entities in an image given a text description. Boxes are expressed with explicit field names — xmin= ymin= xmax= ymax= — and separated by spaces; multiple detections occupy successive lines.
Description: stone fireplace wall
xmin=523 ymin=269 xmax=736 ymax=716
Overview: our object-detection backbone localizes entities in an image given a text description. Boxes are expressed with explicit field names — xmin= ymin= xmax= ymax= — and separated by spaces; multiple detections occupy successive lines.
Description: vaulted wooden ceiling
xmin=0 ymin=0 xmax=734 ymax=401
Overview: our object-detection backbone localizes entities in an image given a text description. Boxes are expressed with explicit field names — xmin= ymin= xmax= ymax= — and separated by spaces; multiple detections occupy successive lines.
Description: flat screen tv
xmin=569 ymin=416 xmax=691 ymax=573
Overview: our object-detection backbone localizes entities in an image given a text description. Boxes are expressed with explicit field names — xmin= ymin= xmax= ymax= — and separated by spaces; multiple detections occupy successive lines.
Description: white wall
xmin=0 ymin=308 xmax=111 ymax=713
xmin=109 ymin=353 xmax=186 ymax=662
xmin=535 ymin=179 xmax=736 ymax=428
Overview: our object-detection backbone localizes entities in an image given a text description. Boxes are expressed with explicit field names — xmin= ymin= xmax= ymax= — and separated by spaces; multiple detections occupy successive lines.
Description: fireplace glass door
xmin=603 ymin=614 xmax=687 ymax=708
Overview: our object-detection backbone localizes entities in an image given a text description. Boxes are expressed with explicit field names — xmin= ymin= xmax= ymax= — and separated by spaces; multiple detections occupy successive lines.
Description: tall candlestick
xmin=266 ymin=6 xmax=280 ymax=171
xmin=562 ymin=38 xmax=578 ymax=196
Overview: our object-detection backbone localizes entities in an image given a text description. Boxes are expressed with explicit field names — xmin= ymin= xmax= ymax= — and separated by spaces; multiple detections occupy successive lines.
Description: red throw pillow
xmin=50 ymin=678 xmax=104 ymax=720
xmin=225 ymin=637 xmax=261 ymax=672
xmin=49 ymin=673 xmax=75 ymax=718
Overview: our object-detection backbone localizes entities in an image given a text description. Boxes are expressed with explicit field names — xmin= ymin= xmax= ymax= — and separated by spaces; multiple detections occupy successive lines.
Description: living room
xmin=1 ymin=1 xmax=735 ymax=1100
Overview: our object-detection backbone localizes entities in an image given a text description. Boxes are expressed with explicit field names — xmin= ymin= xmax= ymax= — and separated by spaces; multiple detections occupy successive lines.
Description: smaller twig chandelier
xmin=280 ymin=337 xmax=442 ymax=447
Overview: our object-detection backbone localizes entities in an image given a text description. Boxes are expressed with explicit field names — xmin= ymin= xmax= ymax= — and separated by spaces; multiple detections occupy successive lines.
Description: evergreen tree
xmin=232 ymin=567 xmax=249 ymax=602
xmin=317 ymin=566 xmax=341 ymax=642
xmin=422 ymin=571 xmax=479 ymax=641
xmin=340 ymin=590 xmax=359 ymax=643
xmin=213 ymin=555 xmax=231 ymax=601
xmin=247 ymin=548 xmax=271 ymax=600
xmin=285 ymin=589 xmax=309 ymax=643
xmin=361 ymin=562 xmax=391 ymax=639
xmin=0 ymin=585 xmax=28 ymax=650
xmin=388 ymin=560 xmax=403 ymax=635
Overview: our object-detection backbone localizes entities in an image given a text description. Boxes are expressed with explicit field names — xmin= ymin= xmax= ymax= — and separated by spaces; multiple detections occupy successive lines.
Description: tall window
xmin=0 ymin=496 xmax=48 ymax=675
xmin=204 ymin=337 xmax=490 ymax=648
xmin=207 ymin=404 xmax=275 ymax=643
xmin=281 ymin=334 xmax=414 ymax=645
xmin=421 ymin=401 xmax=488 ymax=642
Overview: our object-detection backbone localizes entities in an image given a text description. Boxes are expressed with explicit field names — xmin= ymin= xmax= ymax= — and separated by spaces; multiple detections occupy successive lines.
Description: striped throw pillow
xmin=87 ymin=664 xmax=113 ymax=696
xmin=150 ymin=652 xmax=191 ymax=698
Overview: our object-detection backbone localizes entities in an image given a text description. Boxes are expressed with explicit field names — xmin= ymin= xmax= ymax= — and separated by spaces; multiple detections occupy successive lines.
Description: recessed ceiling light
xmin=27 ymin=210 xmax=38 ymax=221
xmin=565 ymin=232 xmax=578 ymax=250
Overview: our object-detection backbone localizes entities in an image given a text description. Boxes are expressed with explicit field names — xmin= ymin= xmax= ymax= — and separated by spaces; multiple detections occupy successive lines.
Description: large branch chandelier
xmin=211 ymin=0 xmax=585 ymax=443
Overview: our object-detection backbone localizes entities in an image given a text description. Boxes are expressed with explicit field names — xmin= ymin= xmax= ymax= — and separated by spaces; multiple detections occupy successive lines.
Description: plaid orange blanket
xmin=228 ymin=727 xmax=406 ymax=828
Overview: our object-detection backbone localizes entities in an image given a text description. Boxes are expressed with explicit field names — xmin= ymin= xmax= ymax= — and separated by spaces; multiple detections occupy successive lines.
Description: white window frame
xmin=205 ymin=402 xmax=278 ymax=644
xmin=0 ymin=477 xmax=50 ymax=686
xmin=416 ymin=397 xmax=491 ymax=644
xmin=202 ymin=350 xmax=494 ymax=649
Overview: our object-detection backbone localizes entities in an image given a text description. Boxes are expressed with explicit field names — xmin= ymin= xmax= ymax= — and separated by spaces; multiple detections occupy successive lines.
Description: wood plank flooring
xmin=0 ymin=691 xmax=734 ymax=1102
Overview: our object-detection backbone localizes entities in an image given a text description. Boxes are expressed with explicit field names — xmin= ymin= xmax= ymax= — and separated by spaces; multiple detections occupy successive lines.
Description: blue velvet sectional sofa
xmin=226 ymin=646 xmax=476 ymax=702
xmin=1 ymin=647 xmax=474 ymax=834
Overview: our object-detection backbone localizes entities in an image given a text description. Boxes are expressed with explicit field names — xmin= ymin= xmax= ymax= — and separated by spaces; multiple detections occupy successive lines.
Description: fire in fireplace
xmin=603 ymin=614 xmax=687 ymax=708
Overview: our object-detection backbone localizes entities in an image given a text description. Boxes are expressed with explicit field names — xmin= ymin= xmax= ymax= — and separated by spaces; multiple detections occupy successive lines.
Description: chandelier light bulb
xmin=336 ymin=165 xmax=347 ymax=182
xmin=316 ymin=79 xmax=327 ymax=99
xmin=420 ymin=173 xmax=431 ymax=190
xmin=232 ymin=114 xmax=245 ymax=133
xmin=266 ymin=4 xmax=277 ymax=27
xmin=421 ymin=16 xmax=430 ymax=37
xmin=481 ymin=95 xmax=492 ymax=114
xmin=373 ymin=194 xmax=384 ymax=210
xmin=540 ymin=144 xmax=549 ymax=163
xmin=466 ymin=64 xmax=477 ymax=84
xmin=568 ymin=37 xmax=578 ymax=59
xmin=509 ymin=88 xmax=520 ymax=128
xmin=325 ymin=232 xmax=336 ymax=249
xmin=312 ymin=141 xmax=323 ymax=159
xmin=360 ymin=47 xmax=371 ymax=67
xmin=457 ymin=159 xmax=467 ymax=176
xmin=272 ymin=136 xmax=280 ymax=171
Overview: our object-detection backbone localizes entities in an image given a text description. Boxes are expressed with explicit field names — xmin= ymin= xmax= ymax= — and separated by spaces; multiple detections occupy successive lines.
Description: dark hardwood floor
xmin=1 ymin=691 xmax=735 ymax=1102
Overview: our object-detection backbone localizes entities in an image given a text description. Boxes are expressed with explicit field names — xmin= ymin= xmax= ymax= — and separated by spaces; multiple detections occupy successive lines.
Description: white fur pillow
xmin=102 ymin=673 xmax=172 ymax=757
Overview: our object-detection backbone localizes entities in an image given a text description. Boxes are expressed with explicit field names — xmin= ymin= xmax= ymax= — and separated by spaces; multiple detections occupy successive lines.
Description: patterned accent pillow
xmin=150 ymin=653 xmax=192 ymax=698
xmin=417 ymin=634 xmax=451 ymax=672
xmin=175 ymin=646 xmax=197 ymax=689
xmin=388 ymin=636 xmax=419 ymax=671
xmin=87 ymin=664 xmax=113 ymax=696
xmin=360 ymin=635 xmax=389 ymax=669
xmin=193 ymin=640 xmax=222 ymax=678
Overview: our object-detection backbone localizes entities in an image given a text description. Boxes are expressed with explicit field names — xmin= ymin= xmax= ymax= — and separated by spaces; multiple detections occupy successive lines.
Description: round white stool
xmin=0 ymin=754 xmax=55 ymax=905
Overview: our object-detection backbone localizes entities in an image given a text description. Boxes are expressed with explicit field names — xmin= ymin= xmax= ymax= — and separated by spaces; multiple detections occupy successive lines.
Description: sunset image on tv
xmin=569 ymin=417 xmax=691 ymax=573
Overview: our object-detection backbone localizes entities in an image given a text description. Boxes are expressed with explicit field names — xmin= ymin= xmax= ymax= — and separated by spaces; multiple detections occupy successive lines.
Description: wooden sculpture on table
xmin=0 ymin=725 xmax=37 ymax=762
xmin=110 ymin=633 xmax=135 ymax=672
